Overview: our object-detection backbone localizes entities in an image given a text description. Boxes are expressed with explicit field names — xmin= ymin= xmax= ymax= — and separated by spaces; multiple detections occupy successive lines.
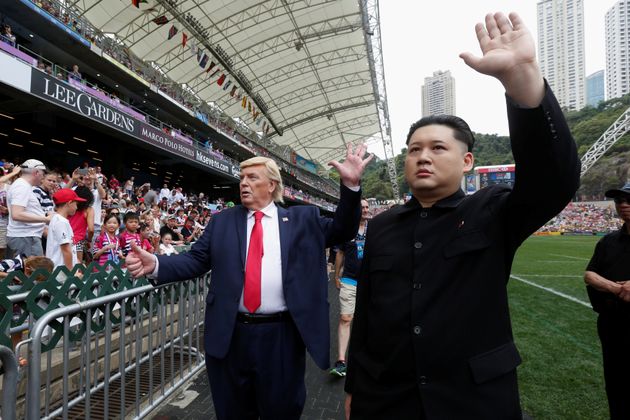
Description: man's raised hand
xmin=328 ymin=143 xmax=373 ymax=188
xmin=126 ymin=241 xmax=157 ymax=278
xmin=459 ymin=12 xmax=544 ymax=107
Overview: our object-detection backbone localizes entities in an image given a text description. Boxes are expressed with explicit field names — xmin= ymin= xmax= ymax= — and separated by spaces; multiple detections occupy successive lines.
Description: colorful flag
xmin=182 ymin=32 xmax=188 ymax=48
xmin=131 ymin=0 xmax=147 ymax=8
xmin=152 ymin=15 xmax=169 ymax=25
xmin=167 ymin=25 xmax=178 ymax=40
xmin=205 ymin=61 xmax=216 ymax=73
xmin=242 ymin=96 xmax=247 ymax=108
xmin=217 ymin=74 xmax=226 ymax=86
xmin=199 ymin=52 xmax=209 ymax=68
xmin=189 ymin=42 xmax=197 ymax=56
xmin=230 ymin=85 xmax=237 ymax=96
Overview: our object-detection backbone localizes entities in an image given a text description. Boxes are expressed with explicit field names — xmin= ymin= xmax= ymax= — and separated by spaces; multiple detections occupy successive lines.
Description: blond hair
xmin=240 ymin=157 xmax=284 ymax=203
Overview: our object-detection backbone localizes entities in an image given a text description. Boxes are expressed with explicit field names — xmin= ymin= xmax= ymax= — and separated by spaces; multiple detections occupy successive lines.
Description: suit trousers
xmin=205 ymin=316 xmax=306 ymax=420
xmin=598 ymin=313 xmax=630 ymax=420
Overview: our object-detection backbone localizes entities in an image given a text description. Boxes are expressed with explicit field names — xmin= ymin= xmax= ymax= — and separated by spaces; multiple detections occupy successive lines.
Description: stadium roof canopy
xmin=75 ymin=0 xmax=392 ymax=167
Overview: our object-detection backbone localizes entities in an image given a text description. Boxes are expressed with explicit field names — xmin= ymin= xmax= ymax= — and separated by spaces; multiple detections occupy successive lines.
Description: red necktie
xmin=244 ymin=211 xmax=264 ymax=313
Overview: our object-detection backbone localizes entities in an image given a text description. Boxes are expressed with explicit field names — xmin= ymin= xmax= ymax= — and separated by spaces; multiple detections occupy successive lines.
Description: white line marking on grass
xmin=512 ymin=274 xmax=583 ymax=278
xmin=549 ymin=254 xmax=590 ymax=261
xmin=510 ymin=275 xmax=591 ymax=308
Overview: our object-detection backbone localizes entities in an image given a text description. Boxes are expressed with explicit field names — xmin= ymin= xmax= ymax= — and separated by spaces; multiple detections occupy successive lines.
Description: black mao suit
xmin=345 ymin=84 xmax=581 ymax=419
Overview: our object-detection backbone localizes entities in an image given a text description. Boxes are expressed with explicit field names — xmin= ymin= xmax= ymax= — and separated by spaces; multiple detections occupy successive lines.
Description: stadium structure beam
xmin=580 ymin=105 xmax=630 ymax=177
xmin=255 ymin=44 xmax=366 ymax=86
xmin=359 ymin=0 xmax=399 ymax=199
xmin=153 ymin=0 xmax=283 ymax=136
xmin=279 ymin=96 xmax=375 ymax=132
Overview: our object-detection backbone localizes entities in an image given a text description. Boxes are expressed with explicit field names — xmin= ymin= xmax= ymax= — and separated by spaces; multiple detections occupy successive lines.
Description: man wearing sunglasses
xmin=584 ymin=183 xmax=630 ymax=419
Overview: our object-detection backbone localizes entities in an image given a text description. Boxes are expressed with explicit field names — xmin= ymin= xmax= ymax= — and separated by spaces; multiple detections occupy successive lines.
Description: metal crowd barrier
xmin=0 ymin=345 xmax=18 ymax=420
xmin=0 ymin=261 xmax=208 ymax=419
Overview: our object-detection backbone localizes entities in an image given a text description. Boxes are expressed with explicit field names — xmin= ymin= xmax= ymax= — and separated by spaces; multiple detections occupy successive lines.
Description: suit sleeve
xmin=503 ymin=81 xmax=581 ymax=249
xmin=155 ymin=217 xmax=214 ymax=284
xmin=320 ymin=184 xmax=362 ymax=248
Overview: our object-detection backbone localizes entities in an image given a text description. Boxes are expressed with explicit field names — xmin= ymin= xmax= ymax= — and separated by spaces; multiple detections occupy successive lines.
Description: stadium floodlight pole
xmin=155 ymin=0 xmax=283 ymax=136
xmin=359 ymin=0 xmax=400 ymax=200
xmin=579 ymin=106 xmax=630 ymax=178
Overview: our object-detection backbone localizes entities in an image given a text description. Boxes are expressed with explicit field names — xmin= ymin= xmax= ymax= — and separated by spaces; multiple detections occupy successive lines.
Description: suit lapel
xmin=277 ymin=205 xmax=291 ymax=284
xmin=236 ymin=206 xmax=248 ymax=268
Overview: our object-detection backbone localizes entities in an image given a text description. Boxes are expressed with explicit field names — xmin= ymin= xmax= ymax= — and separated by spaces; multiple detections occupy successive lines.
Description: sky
xmin=376 ymin=0 xmax=617 ymax=157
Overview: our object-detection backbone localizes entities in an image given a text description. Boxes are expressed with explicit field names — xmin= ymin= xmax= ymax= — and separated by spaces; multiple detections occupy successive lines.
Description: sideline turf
xmin=510 ymin=235 xmax=607 ymax=419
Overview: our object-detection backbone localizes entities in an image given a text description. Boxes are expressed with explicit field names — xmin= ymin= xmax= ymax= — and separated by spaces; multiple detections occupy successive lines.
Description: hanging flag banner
xmin=167 ymin=25 xmax=178 ymax=40
xmin=230 ymin=85 xmax=237 ymax=96
xmin=132 ymin=0 xmax=147 ymax=8
xmin=182 ymin=32 xmax=188 ymax=48
xmin=199 ymin=53 xmax=209 ymax=68
xmin=242 ymin=96 xmax=247 ymax=108
xmin=152 ymin=15 xmax=169 ymax=25
xmin=206 ymin=61 xmax=216 ymax=73
xmin=217 ymin=74 xmax=226 ymax=86
xmin=222 ymin=81 xmax=232 ymax=91
xmin=189 ymin=42 xmax=197 ymax=56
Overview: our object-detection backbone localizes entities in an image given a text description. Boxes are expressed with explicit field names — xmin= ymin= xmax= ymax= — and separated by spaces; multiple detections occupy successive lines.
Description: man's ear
xmin=463 ymin=152 xmax=474 ymax=172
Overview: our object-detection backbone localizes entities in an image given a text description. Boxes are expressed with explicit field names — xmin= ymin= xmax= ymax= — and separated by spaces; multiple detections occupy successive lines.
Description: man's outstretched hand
xmin=328 ymin=143 xmax=373 ymax=188
xmin=126 ymin=241 xmax=156 ymax=278
xmin=459 ymin=12 xmax=544 ymax=108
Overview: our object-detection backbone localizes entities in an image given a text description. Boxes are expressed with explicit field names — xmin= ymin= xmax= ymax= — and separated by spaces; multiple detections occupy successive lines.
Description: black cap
xmin=605 ymin=183 xmax=630 ymax=199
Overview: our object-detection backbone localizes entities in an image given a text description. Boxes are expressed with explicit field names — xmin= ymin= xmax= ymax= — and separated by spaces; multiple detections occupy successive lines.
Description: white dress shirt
xmin=239 ymin=201 xmax=287 ymax=314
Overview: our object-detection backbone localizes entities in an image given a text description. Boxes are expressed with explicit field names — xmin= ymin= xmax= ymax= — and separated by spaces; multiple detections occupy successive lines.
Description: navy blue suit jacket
xmin=156 ymin=185 xmax=361 ymax=369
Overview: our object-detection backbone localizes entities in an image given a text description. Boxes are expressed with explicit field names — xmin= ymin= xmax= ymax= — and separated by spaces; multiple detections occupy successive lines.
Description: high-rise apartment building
xmin=421 ymin=70 xmax=455 ymax=117
xmin=537 ymin=0 xmax=586 ymax=110
xmin=586 ymin=70 xmax=605 ymax=107
xmin=605 ymin=0 xmax=630 ymax=100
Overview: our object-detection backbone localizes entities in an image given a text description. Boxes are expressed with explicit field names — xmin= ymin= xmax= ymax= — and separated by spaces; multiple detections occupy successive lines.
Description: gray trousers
xmin=6 ymin=236 xmax=43 ymax=258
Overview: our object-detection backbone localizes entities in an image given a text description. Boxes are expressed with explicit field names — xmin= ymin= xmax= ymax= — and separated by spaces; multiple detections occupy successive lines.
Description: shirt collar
xmin=247 ymin=201 xmax=277 ymax=219
xmin=396 ymin=189 xmax=466 ymax=214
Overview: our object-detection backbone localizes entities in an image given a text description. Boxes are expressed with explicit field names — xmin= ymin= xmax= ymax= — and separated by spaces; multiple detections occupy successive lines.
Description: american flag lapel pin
xmin=282 ymin=217 xmax=289 ymax=222
xmin=458 ymin=220 xmax=465 ymax=229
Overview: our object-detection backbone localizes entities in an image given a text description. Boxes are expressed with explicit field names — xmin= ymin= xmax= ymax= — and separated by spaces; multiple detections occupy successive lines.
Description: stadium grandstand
xmin=0 ymin=0 xmax=396 ymax=211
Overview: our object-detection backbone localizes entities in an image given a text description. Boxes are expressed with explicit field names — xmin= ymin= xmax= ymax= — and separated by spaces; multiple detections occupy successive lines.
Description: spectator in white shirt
xmin=6 ymin=159 xmax=51 ymax=258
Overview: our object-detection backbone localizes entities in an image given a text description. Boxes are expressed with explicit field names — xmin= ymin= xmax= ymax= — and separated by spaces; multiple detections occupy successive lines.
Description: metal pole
xmin=0 ymin=345 xmax=18 ymax=420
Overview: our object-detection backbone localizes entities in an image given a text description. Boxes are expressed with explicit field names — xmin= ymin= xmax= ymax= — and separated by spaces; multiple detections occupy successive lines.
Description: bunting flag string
xmin=199 ymin=52 xmax=209 ymax=68
xmin=189 ymin=42 xmax=198 ymax=56
xmin=242 ymin=96 xmax=248 ymax=108
xmin=222 ymin=80 xmax=232 ymax=91
xmin=152 ymin=15 xmax=169 ymax=25
xmin=167 ymin=25 xmax=178 ymax=40
xmin=205 ymin=61 xmax=216 ymax=73
xmin=182 ymin=32 xmax=188 ymax=48
xmin=230 ymin=85 xmax=237 ymax=97
xmin=217 ymin=74 xmax=226 ymax=86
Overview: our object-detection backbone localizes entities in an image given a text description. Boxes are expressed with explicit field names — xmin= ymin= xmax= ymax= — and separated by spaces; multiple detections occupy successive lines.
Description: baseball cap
xmin=21 ymin=159 xmax=47 ymax=171
xmin=53 ymin=188 xmax=87 ymax=205
xmin=605 ymin=183 xmax=630 ymax=199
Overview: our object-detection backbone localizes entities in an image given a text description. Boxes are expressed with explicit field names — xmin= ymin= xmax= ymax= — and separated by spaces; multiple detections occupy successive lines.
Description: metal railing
xmin=24 ymin=274 xmax=208 ymax=419
xmin=0 ymin=345 xmax=18 ymax=420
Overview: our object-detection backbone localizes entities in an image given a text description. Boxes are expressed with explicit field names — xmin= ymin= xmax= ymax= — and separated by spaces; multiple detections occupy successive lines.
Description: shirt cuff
xmin=345 ymin=184 xmax=360 ymax=192
xmin=148 ymin=255 xmax=159 ymax=280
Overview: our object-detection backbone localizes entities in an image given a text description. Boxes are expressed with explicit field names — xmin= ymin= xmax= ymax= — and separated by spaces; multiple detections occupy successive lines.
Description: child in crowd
xmin=46 ymin=189 xmax=85 ymax=270
xmin=92 ymin=212 xmax=122 ymax=267
xmin=0 ymin=254 xmax=53 ymax=365
xmin=159 ymin=233 xmax=178 ymax=256
xmin=119 ymin=212 xmax=141 ymax=258
xmin=139 ymin=223 xmax=156 ymax=254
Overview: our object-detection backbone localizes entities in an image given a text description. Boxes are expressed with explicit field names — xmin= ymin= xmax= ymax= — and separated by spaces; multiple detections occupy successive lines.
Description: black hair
xmin=103 ymin=212 xmax=120 ymax=225
xmin=405 ymin=115 xmax=475 ymax=152
xmin=123 ymin=211 xmax=140 ymax=223
xmin=74 ymin=186 xmax=94 ymax=211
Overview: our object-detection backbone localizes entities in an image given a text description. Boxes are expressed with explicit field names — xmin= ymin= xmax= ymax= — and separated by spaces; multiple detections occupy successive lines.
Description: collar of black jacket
xmin=395 ymin=189 xmax=466 ymax=214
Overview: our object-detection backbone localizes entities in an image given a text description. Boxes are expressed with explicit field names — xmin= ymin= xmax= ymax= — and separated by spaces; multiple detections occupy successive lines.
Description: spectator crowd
xmin=538 ymin=202 xmax=621 ymax=234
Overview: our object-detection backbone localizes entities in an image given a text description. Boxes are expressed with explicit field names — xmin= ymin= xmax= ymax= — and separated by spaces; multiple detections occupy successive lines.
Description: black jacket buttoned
xmin=345 ymin=84 xmax=581 ymax=419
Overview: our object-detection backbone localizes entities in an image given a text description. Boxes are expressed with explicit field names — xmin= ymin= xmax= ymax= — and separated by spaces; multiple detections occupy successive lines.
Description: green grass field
xmin=510 ymin=235 xmax=607 ymax=419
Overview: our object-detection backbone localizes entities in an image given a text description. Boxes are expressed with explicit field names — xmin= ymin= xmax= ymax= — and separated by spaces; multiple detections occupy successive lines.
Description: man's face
xmin=239 ymin=165 xmax=275 ymax=210
xmin=361 ymin=200 xmax=370 ymax=221
xmin=404 ymin=124 xmax=473 ymax=201
xmin=32 ymin=169 xmax=45 ymax=186
xmin=42 ymin=174 xmax=58 ymax=193
xmin=168 ymin=218 xmax=177 ymax=227
xmin=615 ymin=196 xmax=630 ymax=224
